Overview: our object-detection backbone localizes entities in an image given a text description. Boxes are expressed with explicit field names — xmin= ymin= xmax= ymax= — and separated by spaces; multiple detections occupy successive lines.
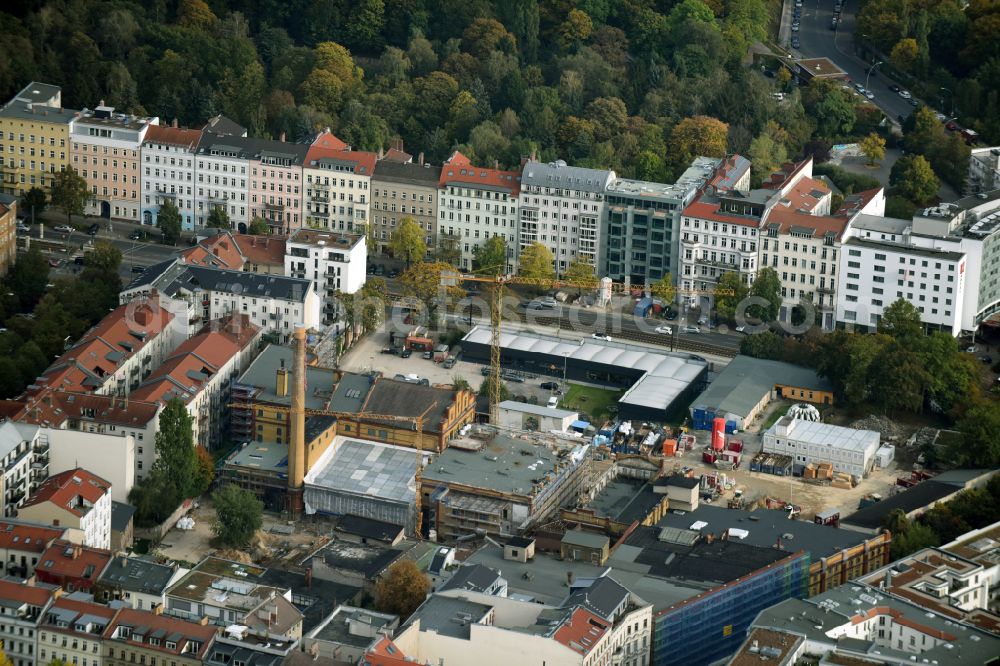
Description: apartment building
xmin=140 ymin=123 xmax=202 ymax=229
xmin=0 ymin=193 xmax=16 ymax=276
xmin=96 ymin=556 xmax=183 ymax=611
xmin=518 ymin=159 xmax=615 ymax=274
xmin=285 ymin=229 xmax=366 ymax=324
xmin=968 ymin=146 xmax=1000 ymax=194
xmin=130 ymin=315 xmax=262 ymax=448
xmin=38 ymin=596 xmax=116 ymax=666
xmin=181 ymin=231 xmax=286 ymax=274
xmin=0 ymin=521 xmax=74 ymax=579
xmin=121 ymin=259 xmax=320 ymax=343
xmin=18 ymin=468 xmax=113 ymax=549
xmin=603 ymin=158 xmax=716 ymax=285
xmin=0 ymin=579 xmax=57 ymax=666
xmin=194 ymin=124 xmax=251 ymax=229
xmin=34 ymin=295 xmax=179 ymax=396
xmin=102 ymin=609 xmax=217 ymax=666
xmin=70 ymin=105 xmax=158 ymax=221
xmin=303 ymin=129 xmax=376 ymax=235
xmin=246 ymin=137 xmax=308 ymax=234
xmin=0 ymin=82 xmax=76 ymax=196
xmin=370 ymin=156 xmax=441 ymax=255
xmin=438 ymin=151 xmax=520 ymax=271
xmin=0 ymin=422 xmax=49 ymax=517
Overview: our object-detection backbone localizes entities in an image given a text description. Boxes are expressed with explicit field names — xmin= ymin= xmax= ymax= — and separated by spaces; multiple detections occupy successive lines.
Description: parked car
xmin=791 ymin=36 xmax=800 ymax=49
xmin=655 ymin=325 xmax=673 ymax=335
xmin=422 ymin=350 xmax=433 ymax=359
xmin=73 ymin=255 xmax=85 ymax=266
xmin=735 ymin=325 xmax=747 ymax=334
xmin=899 ymin=90 xmax=912 ymax=99
xmin=87 ymin=223 xmax=100 ymax=236
xmin=889 ymin=84 xmax=901 ymax=93
xmin=981 ymin=355 xmax=994 ymax=364
xmin=591 ymin=333 xmax=611 ymax=341
xmin=53 ymin=224 xmax=72 ymax=233
xmin=401 ymin=349 xmax=412 ymax=358
xmin=380 ymin=346 xmax=399 ymax=354
xmin=965 ymin=345 xmax=978 ymax=353
xmin=443 ymin=356 xmax=456 ymax=369
xmin=388 ymin=268 xmax=400 ymax=278
xmin=16 ymin=223 xmax=30 ymax=233
xmin=864 ymin=90 xmax=875 ymax=100
xmin=373 ymin=264 xmax=385 ymax=276
xmin=131 ymin=265 xmax=146 ymax=273
xmin=48 ymin=258 xmax=62 ymax=267
xmin=547 ymin=396 xmax=560 ymax=408
xmin=129 ymin=229 xmax=145 ymax=240
xmin=907 ymin=97 xmax=919 ymax=107
xmin=697 ymin=316 xmax=708 ymax=325
xmin=541 ymin=381 xmax=560 ymax=391
xmin=683 ymin=326 xmax=701 ymax=334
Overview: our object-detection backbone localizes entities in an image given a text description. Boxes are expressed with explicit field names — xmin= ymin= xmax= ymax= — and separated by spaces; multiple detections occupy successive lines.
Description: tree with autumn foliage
xmin=375 ymin=560 xmax=430 ymax=619
xmin=668 ymin=116 xmax=729 ymax=167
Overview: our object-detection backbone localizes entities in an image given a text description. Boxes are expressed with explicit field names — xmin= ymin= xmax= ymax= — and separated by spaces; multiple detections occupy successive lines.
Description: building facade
xmin=0 ymin=579 xmax=56 ymax=666
xmin=0 ymin=422 xmax=48 ymax=517
xmin=70 ymin=106 xmax=157 ymax=221
xmin=763 ymin=416 xmax=880 ymax=479
xmin=194 ymin=132 xmax=250 ymax=230
xmin=518 ymin=159 xmax=614 ymax=274
xmin=246 ymin=138 xmax=307 ymax=234
xmin=370 ymin=158 xmax=441 ymax=255
xmin=285 ymin=229 xmax=366 ymax=324
xmin=18 ymin=468 xmax=113 ymax=549
xmin=968 ymin=146 xmax=1000 ymax=194
xmin=38 ymin=596 xmax=115 ymax=666
xmin=102 ymin=609 xmax=217 ymax=666
xmin=0 ymin=194 xmax=15 ymax=276
xmin=0 ymin=82 xmax=75 ymax=196
xmin=438 ymin=151 xmax=520 ymax=272
xmin=303 ymin=130 xmax=375 ymax=235
xmin=140 ymin=124 xmax=202 ymax=229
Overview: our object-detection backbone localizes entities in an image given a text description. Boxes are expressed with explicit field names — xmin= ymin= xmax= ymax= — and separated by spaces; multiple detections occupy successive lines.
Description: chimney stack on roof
xmin=172 ymin=118 xmax=178 ymax=128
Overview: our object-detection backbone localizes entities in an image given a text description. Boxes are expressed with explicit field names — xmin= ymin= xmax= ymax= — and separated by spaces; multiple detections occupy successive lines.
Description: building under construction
xmin=420 ymin=432 xmax=592 ymax=541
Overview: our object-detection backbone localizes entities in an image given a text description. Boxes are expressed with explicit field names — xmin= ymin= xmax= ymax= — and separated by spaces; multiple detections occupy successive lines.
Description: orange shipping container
xmin=662 ymin=439 xmax=677 ymax=456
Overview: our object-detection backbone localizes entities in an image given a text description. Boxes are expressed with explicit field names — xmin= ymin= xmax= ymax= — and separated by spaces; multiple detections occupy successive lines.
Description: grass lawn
xmin=561 ymin=384 xmax=624 ymax=422
xmin=761 ymin=402 xmax=792 ymax=431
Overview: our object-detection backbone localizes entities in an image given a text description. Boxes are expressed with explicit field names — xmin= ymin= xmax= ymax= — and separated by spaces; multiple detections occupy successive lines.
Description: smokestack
xmin=276 ymin=359 xmax=289 ymax=397
xmin=287 ymin=325 xmax=307 ymax=517
xmin=418 ymin=152 xmax=424 ymax=165
xmin=172 ymin=118 xmax=178 ymax=128
xmin=280 ymin=131 xmax=286 ymax=143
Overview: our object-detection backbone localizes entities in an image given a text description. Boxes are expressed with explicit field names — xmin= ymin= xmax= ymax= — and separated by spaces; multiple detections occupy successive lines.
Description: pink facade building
xmin=246 ymin=137 xmax=308 ymax=235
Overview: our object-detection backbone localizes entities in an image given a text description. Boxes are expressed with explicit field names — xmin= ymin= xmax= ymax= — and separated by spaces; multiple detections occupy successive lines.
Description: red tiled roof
xmin=762 ymin=158 xmax=814 ymax=191
xmin=439 ymin=151 xmax=521 ymax=196
xmin=835 ymin=187 xmax=884 ymax=217
xmin=36 ymin=539 xmax=112 ymax=582
xmin=765 ymin=209 xmax=848 ymax=239
xmin=130 ymin=315 xmax=259 ymax=405
xmin=778 ymin=176 xmax=830 ymax=214
xmin=143 ymin=125 xmax=203 ymax=150
xmin=180 ymin=232 xmax=245 ymax=270
xmin=306 ymin=131 xmax=377 ymax=175
xmin=0 ymin=522 xmax=65 ymax=552
xmin=682 ymin=200 xmax=762 ymax=228
xmin=15 ymin=388 xmax=160 ymax=428
xmin=363 ymin=636 xmax=411 ymax=666
xmin=21 ymin=468 xmax=111 ymax=517
xmin=233 ymin=234 xmax=286 ymax=267
xmin=552 ymin=607 xmax=610 ymax=655
xmin=37 ymin=295 xmax=174 ymax=394
xmin=103 ymin=608 xmax=216 ymax=658
xmin=0 ymin=579 xmax=56 ymax=607
xmin=381 ymin=147 xmax=412 ymax=163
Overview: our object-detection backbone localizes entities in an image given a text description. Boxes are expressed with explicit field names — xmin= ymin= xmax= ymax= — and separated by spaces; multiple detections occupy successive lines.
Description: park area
xmin=560 ymin=384 xmax=624 ymax=423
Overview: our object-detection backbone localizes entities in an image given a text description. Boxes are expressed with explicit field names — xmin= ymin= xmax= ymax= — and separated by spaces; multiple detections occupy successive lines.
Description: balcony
xmin=264 ymin=201 xmax=285 ymax=212
xmin=312 ymin=194 xmax=329 ymax=203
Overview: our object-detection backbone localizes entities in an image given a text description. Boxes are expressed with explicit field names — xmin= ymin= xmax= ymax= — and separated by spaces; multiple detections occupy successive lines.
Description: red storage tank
xmin=712 ymin=418 xmax=726 ymax=451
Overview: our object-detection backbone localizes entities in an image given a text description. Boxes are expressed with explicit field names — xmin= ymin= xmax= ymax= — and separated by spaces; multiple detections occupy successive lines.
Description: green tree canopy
xmin=212 ymin=483 xmax=263 ymax=548
xmin=714 ymin=271 xmax=749 ymax=323
xmin=22 ymin=187 xmax=47 ymax=220
xmin=247 ymin=216 xmax=269 ymax=235
xmin=151 ymin=398 xmax=197 ymax=500
xmin=891 ymin=154 xmax=939 ymax=205
xmin=50 ymin=168 xmax=90 ymax=224
xmin=517 ymin=242 xmax=555 ymax=287
xmin=473 ymin=236 xmax=507 ymax=276
xmin=748 ymin=267 xmax=781 ymax=322
xmin=878 ymin=298 xmax=923 ymax=340
xmin=389 ymin=217 xmax=427 ymax=267
xmin=207 ymin=205 xmax=230 ymax=230
xmin=157 ymin=199 xmax=182 ymax=245
xmin=562 ymin=259 xmax=597 ymax=294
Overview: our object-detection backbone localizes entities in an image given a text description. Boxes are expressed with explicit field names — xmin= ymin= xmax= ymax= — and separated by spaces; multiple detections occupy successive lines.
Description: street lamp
xmin=864 ymin=60 xmax=883 ymax=91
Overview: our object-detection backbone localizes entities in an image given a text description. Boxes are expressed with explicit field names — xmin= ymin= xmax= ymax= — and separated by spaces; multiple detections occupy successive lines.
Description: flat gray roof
xmin=521 ymin=160 xmax=614 ymax=193
xmin=420 ymin=434 xmax=588 ymax=497
xmin=562 ymin=529 xmax=609 ymax=549
xmin=842 ymin=236 xmax=966 ymax=261
xmin=768 ymin=416 xmax=879 ymax=453
xmin=237 ymin=345 xmax=338 ymax=410
xmin=403 ymin=595 xmax=492 ymax=640
xmin=851 ymin=213 xmax=911 ymax=234
xmin=228 ymin=441 xmax=288 ymax=472
xmin=691 ymin=355 xmax=833 ymax=419
xmin=309 ymin=605 xmax=397 ymax=648
xmin=498 ymin=401 xmax=577 ymax=419
xmin=304 ymin=438 xmax=420 ymax=503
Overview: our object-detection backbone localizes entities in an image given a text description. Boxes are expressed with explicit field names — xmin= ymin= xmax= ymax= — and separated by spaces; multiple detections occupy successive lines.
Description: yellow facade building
xmin=0 ymin=82 xmax=76 ymax=196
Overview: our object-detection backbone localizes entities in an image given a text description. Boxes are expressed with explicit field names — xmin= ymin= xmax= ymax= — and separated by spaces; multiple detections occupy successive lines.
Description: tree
xmin=389 ymin=217 xmax=427 ymax=267
xmin=890 ymin=38 xmax=919 ymax=72
xmin=6 ymin=247 xmax=50 ymax=310
xmin=247 ymin=216 xmax=269 ymax=235
xmin=650 ymin=274 xmax=676 ymax=308
xmin=879 ymin=298 xmax=922 ymax=340
xmin=193 ymin=446 xmax=215 ymax=496
xmin=177 ymin=0 xmax=217 ymax=30
xmin=859 ymin=133 xmax=886 ymax=166
xmin=891 ymin=154 xmax=939 ymax=205
xmin=747 ymin=132 xmax=787 ymax=186
xmin=473 ymin=235 xmax=507 ymax=276
xmin=435 ymin=234 xmax=462 ymax=266
xmin=748 ymin=267 xmax=781 ymax=322
xmin=740 ymin=331 xmax=784 ymax=359
xmin=207 ymin=205 xmax=231 ymax=230
xmin=870 ymin=342 xmax=930 ymax=414
xmin=151 ymin=398 xmax=197 ymax=500
xmin=517 ymin=242 xmax=555 ymax=287
xmin=560 ymin=9 xmax=594 ymax=49
xmin=22 ymin=187 xmax=47 ymax=221
xmin=479 ymin=376 xmax=510 ymax=402
xmin=562 ymin=259 xmax=597 ymax=295
xmin=668 ymin=116 xmax=729 ymax=165
xmin=374 ymin=560 xmax=430 ymax=619
xmin=212 ymin=483 xmax=263 ymax=548
xmin=50 ymin=168 xmax=90 ymax=225
xmin=399 ymin=262 xmax=464 ymax=314
xmin=713 ymin=272 xmax=750 ymax=323
xmin=814 ymin=89 xmax=856 ymax=138
xmin=157 ymin=199 xmax=182 ymax=245
xmin=953 ymin=403 xmax=1000 ymax=468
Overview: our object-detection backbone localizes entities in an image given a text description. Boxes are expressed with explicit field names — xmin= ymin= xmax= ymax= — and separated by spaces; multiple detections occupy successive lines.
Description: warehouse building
xmin=461 ymin=326 xmax=708 ymax=421
xmin=689 ymin=355 xmax=835 ymax=430
xmin=763 ymin=416 xmax=880 ymax=478
xmin=497 ymin=401 xmax=579 ymax=433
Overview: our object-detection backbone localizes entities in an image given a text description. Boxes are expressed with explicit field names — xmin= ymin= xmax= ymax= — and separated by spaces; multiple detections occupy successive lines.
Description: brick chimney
xmin=172 ymin=118 xmax=178 ymax=128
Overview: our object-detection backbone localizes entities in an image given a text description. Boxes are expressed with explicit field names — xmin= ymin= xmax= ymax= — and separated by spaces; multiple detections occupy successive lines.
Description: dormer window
xmin=165 ymin=641 xmax=176 ymax=650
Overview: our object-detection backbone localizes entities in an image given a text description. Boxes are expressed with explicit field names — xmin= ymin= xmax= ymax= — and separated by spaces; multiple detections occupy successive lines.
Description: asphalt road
xmin=791 ymin=0 xmax=926 ymax=124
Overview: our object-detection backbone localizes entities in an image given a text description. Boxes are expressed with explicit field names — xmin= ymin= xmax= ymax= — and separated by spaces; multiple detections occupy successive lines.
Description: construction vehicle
xmin=440 ymin=270 xmax=728 ymax=422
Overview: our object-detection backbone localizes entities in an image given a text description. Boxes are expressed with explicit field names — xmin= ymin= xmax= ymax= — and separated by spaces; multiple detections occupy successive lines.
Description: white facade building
xmin=518 ymin=160 xmax=614 ymax=274
xmin=194 ymin=130 xmax=250 ymax=229
xmin=18 ymin=467 xmax=113 ymax=550
xmin=285 ymin=229 xmax=367 ymax=324
xmin=439 ymin=151 xmax=520 ymax=271
xmin=303 ymin=130 xmax=375 ymax=235
xmin=967 ymin=147 xmax=1000 ymax=194
xmin=140 ymin=124 xmax=202 ymax=230
xmin=0 ymin=422 xmax=45 ymax=517
xmin=763 ymin=416 xmax=879 ymax=478
xmin=44 ymin=428 xmax=136 ymax=503
xmin=121 ymin=259 xmax=321 ymax=343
